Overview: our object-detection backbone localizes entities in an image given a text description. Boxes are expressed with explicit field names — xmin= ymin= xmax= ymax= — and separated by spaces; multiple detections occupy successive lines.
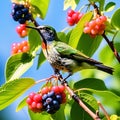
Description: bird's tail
xmin=95 ymin=64 xmax=114 ymax=75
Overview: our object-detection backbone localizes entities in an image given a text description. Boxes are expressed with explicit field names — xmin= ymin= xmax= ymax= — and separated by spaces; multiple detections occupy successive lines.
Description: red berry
xmin=72 ymin=12 xmax=79 ymax=23
xmin=88 ymin=20 xmax=96 ymax=28
xmin=67 ymin=16 xmax=75 ymax=26
xmin=29 ymin=92 xmax=36 ymax=99
xmin=67 ymin=9 xmax=75 ymax=17
xmin=59 ymin=85 xmax=65 ymax=93
xmin=26 ymin=98 xmax=32 ymax=105
xmin=41 ymin=87 xmax=50 ymax=95
xmin=33 ymin=94 xmax=42 ymax=102
xmin=84 ymin=27 xmax=91 ymax=34
xmin=51 ymin=86 xmax=60 ymax=94
xmin=31 ymin=102 xmax=37 ymax=108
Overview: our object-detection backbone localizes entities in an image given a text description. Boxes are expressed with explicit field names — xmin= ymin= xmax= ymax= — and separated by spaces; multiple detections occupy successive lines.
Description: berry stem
xmin=58 ymin=76 xmax=101 ymax=120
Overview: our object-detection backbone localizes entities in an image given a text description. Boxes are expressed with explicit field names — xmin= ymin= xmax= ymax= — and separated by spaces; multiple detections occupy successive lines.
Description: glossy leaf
xmin=0 ymin=78 xmax=35 ymax=110
xmin=111 ymin=8 xmax=120 ymax=29
xmin=5 ymin=53 xmax=33 ymax=81
xmin=77 ymin=34 xmax=102 ymax=57
xmin=63 ymin=0 xmax=80 ymax=10
xmin=30 ymin=0 xmax=50 ymax=19
xmin=74 ymin=79 xmax=120 ymax=106
xmin=99 ymin=45 xmax=114 ymax=65
xmin=51 ymin=105 xmax=66 ymax=120
xmin=105 ymin=2 xmax=116 ymax=12
xmin=28 ymin=29 xmax=41 ymax=55
xmin=57 ymin=32 xmax=67 ymax=43
xmin=29 ymin=110 xmax=53 ymax=120
xmin=16 ymin=97 xmax=27 ymax=112
xmin=74 ymin=78 xmax=107 ymax=90
xmin=37 ymin=50 xmax=46 ymax=69
xmin=68 ymin=11 xmax=93 ymax=49
xmin=70 ymin=96 xmax=96 ymax=120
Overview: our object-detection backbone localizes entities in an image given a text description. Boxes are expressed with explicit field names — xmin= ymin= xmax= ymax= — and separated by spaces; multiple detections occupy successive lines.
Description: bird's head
xmin=27 ymin=25 xmax=58 ymax=43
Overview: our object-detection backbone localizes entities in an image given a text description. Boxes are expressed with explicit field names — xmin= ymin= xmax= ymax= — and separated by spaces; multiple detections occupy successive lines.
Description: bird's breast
xmin=42 ymin=43 xmax=70 ymax=72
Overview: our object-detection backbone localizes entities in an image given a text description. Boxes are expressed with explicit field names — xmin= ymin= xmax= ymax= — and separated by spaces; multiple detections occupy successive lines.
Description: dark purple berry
xmin=22 ymin=8 xmax=29 ymax=14
xmin=18 ymin=18 xmax=26 ymax=24
xmin=56 ymin=94 xmax=62 ymax=103
xmin=42 ymin=94 xmax=48 ymax=101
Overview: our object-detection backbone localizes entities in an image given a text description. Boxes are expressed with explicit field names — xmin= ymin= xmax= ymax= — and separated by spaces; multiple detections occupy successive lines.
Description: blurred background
xmin=0 ymin=0 xmax=120 ymax=120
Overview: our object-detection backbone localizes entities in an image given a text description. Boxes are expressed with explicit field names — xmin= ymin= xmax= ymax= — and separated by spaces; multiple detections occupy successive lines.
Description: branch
xmin=58 ymin=76 xmax=101 ymax=120
xmin=98 ymin=101 xmax=110 ymax=120
xmin=102 ymin=33 xmax=120 ymax=63
xmin=90 ymin=2 xmax=120 ymax=63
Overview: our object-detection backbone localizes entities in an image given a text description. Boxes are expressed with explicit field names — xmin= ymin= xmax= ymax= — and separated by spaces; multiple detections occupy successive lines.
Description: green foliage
xmin=16 ymin=97 xmax=27 ymax=112
xmin=28 ymin=29 xmax=41 ymax=55
xmin=111 ymin=8 xmax=120 ymax=29
xmin=29 ymin=110 xmax=53 ymax=120
xmin=0 ymin=78 xmax=35 ymax=110
xmin=68 ymin=11 xmax=93 ymax=48
xmin=5 ymin=53 xmax=33 ymax=81
xmin=30 ymin=0 xmax=50 ymax=19
xmin=105 ymin=2 xmax=116 ymax=12
xmin=63 ymin=0 xmax=80 ymax=10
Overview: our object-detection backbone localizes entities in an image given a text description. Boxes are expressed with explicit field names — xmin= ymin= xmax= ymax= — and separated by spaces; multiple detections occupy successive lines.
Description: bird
xmin=27 ymin=25 xmax=113 ymax=79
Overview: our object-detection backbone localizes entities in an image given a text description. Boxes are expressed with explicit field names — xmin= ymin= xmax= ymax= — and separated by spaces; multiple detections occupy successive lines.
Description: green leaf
xmin=99 ymin=45 xmax=114 ymax=65
xmin=37 ymin=50 xmax=46 ymax=69
xmin=51 ymin=104 xmax=66 ymax=120
xmin=77 ymin=33 xmax=102 ymax=57
xmin=0 ymin=78 xmax=35 ymax=110
xmin=16 ymin=97 xmax=27 ymax=112
xmin=105 ymin=2 xmax=116 ymax=12
xmin=30 ymin=0 xmax=50 ymax=19
xmin=68 ymin=11 xmax=93 ymax=49
xmin=5 ymin=53 xmax=33 ymax=81
xmin=74 ymin=78 xmax=107 ymax=90
xmin=70 ymin=100 xmax=94 ymax=120
xmin=111 ymin=8 xmax=120 ymax=29
xmin=63 ymin=0 xmax=80 ymax=10
xmin=74 ymin=78 xmax=120 ymax=106
xmin=57 ymin=32 xmax=68 ymax=43
xmin=28 ymin=110 xmax=53 ymax=120
xmin=28 ymin=29 xmax=41 ymax=55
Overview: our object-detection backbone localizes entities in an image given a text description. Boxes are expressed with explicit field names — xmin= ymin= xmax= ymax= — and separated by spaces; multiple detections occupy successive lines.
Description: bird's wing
xmin=54 ymin=41 xmax=102 ymax=65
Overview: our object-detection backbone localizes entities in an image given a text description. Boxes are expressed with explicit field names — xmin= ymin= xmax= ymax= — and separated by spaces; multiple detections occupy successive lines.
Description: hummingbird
xmin=27 ymin=25 xmax=113 ymax=79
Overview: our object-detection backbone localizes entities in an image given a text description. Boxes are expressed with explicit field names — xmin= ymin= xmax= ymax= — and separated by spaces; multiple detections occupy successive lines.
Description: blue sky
xmin=0 ymin=0 xmax=120 ymax=120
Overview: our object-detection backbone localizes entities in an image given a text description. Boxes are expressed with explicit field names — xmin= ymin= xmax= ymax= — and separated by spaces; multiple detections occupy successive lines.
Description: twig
xmin=102 ymin=33 xmax=120 ymax=63
xmin=98 ymin=101 xmax=110 ymax=120
xmin=90 ymin=2 xmax=120 ymax=63
xmin=58 ymin=76 xmax=101 ymax=120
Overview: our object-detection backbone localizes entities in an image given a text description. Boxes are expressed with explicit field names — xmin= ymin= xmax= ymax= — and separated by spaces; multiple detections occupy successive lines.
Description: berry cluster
xmin=11 ymin=40 xmax=29 ymax=55
xmin=16 ymin=24 xmax=28 ymax=37
xmin=67 ymin=9 xmax=84 ymax=26
xmin=12 ymin=3 xmax=32 ymax=24
xmin=26 ymin=85 xmax=66 ymax=114
xmin=84 ymin=15 xmax=107 ymax=38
